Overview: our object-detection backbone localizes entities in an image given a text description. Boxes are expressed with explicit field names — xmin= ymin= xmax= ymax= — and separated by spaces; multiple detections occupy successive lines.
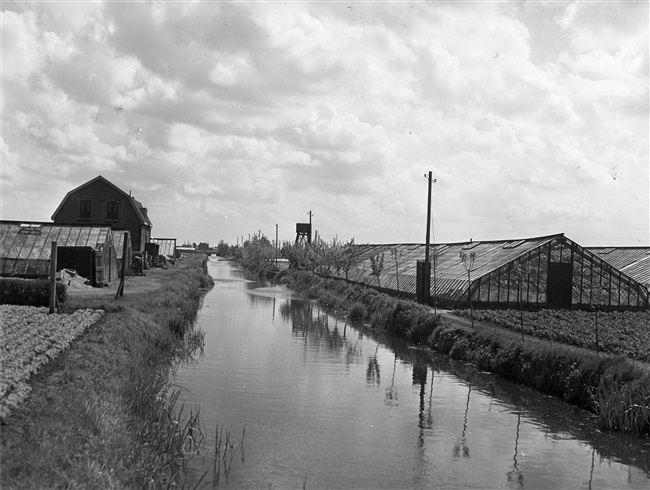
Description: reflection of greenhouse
xmin=338 ymin=234 xmax=649 ymax=310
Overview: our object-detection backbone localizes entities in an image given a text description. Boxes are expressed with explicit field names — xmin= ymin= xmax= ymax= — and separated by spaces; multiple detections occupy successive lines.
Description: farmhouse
xmin=51 ymin=175 xmax=152 ymax=252
xmin=341 ymin=233 xmax=649 ymax=311
xmin=0 ymin=221 xmax=119 ymax=286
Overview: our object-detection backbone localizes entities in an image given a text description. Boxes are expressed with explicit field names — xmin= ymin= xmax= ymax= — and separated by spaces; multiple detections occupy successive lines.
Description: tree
xmin=460 ymin=250 xmax=476 ymax=328
xmin=390 ymin=247 xmax=402 ymax=292
xmin=369 ymin=252 xmax=385 ymax=288
xmin=340 ymin=238 xmax=361 ymax=281
xmin=216 ymin=240 xmax=230 ymax=257
xmin=591 ymin=277 xmax=609 ymax=355
xmin=511 ymin=261 xmax=532 ymax=342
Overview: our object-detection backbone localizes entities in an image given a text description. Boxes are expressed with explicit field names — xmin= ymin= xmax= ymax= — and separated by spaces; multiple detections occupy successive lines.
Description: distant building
xmin=151 ymin=238 xmax=177 ymax=258
xmin=51 ymin=175 xmax=152 ymax=252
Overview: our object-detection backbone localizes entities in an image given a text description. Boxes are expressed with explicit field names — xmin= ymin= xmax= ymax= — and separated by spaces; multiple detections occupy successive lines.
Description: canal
xmin=172 ymin=258 xmax=650 ymax=489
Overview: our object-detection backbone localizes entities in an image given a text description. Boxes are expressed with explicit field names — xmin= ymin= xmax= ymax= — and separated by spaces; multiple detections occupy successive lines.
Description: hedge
xmin=0 ymin=278 xmax=67 ymax=307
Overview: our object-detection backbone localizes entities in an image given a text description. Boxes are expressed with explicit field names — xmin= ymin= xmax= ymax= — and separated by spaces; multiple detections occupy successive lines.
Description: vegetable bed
xmin=1 ymin=305 xmax=103 ymax=419
xmin=453 ymin=309 xmax=650 ymax=362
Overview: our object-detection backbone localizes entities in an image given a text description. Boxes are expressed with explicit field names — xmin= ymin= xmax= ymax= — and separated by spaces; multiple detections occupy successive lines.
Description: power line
xmin=317 ymin=178 xmax=427 ymax=221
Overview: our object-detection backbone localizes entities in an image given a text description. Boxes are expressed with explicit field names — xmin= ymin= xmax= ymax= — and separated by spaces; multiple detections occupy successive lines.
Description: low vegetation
xmin=428 ymin=323 xmax=649 ymax=434
xmin=0 ymin=277 xmax=67 ymax=307
xmin=281 ymin=270 xmax=440 ymax=345
xmin=453 ymin=308 xmax=650 ymax=362
xmin=1 ymin=255 xmax=214 ymax=489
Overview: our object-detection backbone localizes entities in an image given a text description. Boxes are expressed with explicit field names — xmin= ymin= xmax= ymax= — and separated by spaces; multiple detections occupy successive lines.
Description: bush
xmin=348 ymin=302 xmax=367 ymax=323
xmin=408 ymin=313 xmax=440 ymax=344
xmin=0 ymin=278 xmax=67 ymax=307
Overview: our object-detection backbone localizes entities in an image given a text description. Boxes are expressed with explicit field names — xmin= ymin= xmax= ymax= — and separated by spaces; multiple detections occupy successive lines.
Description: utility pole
xmin=418 ymin=172 xmax=436 ymax=305
xmin=309 ymin=211 xmax=312 ymax=243
xmin=425 ymin=171 xmax=433 ymax=266
xmin=275 ymin=223 xmax=279 ymax=265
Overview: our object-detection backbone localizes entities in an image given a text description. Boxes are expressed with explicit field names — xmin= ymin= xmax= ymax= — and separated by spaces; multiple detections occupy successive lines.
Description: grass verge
xmin=1 ymin=255 xmax=215 ymax=489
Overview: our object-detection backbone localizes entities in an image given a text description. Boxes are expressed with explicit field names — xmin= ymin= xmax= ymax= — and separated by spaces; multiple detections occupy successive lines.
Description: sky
xmin=2 ymin=1 xmax=648 ymax=247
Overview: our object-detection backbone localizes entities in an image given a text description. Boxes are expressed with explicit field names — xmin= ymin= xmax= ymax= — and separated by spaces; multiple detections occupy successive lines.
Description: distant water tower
xmin=295 ymin=223 xmax=312 ymax=244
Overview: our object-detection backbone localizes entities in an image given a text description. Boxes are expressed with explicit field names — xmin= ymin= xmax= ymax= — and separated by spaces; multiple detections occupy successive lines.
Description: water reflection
xmin=281 ymin=299 xmax=363 ymax=363
xmin=506 ymin=406 xmax=524 ymax=489
xmin=366 ymin=346 xmax=380 ymax=387
xmin=453 ymin=385 xmax=472 ymax=459
xmin=384 ymin=354 xmax=399 ymax=407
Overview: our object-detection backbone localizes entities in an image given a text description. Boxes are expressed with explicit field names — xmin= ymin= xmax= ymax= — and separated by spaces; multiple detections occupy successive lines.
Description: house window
xmin=78 ymin=199 xmax=92 ymax=220
xmin=106 ymin=201 xmax=119 ymax=221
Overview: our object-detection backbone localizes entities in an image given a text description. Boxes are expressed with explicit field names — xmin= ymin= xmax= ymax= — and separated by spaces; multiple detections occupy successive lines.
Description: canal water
xmin=172 ymin=258 xmax=650 ymax=489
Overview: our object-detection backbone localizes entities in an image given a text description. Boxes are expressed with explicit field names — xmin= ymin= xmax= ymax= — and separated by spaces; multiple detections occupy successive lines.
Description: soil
xmin=67 ymin=268 xmax=168 ymax=298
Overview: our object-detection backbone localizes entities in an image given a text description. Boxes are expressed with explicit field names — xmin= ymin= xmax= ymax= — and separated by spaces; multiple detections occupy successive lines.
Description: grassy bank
xmin=1 ymin=255 xmax=215 ymax=489
xmin=281 ymin=270 xmax=440 ymax=344
xmin=281 ymin=270 xmax=650 ymax=436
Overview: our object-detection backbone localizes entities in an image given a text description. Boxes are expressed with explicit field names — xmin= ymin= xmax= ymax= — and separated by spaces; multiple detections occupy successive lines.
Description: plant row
xmin=453 ymin=308 xmax=650 ymax=362
xmin=0 ymin=305 xmax=103 ymax=419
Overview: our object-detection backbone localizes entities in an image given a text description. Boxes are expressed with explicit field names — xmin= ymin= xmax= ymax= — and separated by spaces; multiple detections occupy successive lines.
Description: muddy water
xmin=172 ymin=258 xmax=650 ymax=489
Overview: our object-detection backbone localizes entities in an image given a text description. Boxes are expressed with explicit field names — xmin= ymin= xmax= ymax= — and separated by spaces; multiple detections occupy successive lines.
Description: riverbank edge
xmin=280 ymin=269 xmax=650 ymax=436
xmin=1 ymin=255 xmax=215 ymax=489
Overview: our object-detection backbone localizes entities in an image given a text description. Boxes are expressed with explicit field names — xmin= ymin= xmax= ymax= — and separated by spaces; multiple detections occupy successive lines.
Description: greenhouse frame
xmin=339 ymin=233 xmax=649 ymax=311
xmin=0 ymin=221 xmax=119 ymax=285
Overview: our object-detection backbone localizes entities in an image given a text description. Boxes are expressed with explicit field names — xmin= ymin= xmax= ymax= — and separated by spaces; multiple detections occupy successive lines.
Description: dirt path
xmin=66 ymin=268 xmax=168 ymax=298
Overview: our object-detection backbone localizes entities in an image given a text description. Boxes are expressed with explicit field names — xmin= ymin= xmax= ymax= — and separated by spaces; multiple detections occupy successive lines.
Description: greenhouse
xmin=338 ymin=233 xmax=648 ymax=311
xmin=0 ymin=221 xmax=119 ymax=285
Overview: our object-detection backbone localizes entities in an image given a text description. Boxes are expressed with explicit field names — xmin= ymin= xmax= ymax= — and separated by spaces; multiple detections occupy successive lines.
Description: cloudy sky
xmin=2 ymin=1 xmax=648 ymax=247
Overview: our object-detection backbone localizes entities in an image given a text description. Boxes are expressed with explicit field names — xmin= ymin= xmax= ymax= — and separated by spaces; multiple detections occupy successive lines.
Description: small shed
xmin=151 ymin=238 xmax=177 ymax=259
xmin=0 ymin=221 xmax=118 ymax=286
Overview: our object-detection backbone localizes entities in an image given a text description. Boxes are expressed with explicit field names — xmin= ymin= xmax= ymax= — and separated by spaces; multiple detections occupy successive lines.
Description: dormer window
xmin=78 ymin=199 xmax=92 ymax=220
xmin=106 ymin=201 xmax=119 ymax=221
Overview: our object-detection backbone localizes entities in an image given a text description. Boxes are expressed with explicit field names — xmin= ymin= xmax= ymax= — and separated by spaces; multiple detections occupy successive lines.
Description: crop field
xmin=454 ymin=308 xmax=650 ymax=362
xmin=0 ymin=305 xmax=103 ymax=419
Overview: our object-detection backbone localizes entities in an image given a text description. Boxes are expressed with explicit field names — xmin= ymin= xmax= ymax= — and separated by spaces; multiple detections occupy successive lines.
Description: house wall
xmin=52 ymin=180 xmax=148 ymax=251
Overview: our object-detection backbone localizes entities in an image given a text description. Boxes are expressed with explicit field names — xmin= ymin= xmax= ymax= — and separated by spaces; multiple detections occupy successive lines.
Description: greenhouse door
xmin=547 ymin=262 xmax=573 ymax=309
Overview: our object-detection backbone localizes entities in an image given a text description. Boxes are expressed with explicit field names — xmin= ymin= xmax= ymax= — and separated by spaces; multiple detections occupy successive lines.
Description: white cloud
xmin=1 ymin=1 xmax=647 ymax=246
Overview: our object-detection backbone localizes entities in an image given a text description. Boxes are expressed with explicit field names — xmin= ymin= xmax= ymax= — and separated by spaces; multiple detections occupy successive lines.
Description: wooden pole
xmin=49 ymin=241 xmax=58 ymax=314
xmin=275 ymin=223 xmax=279 ymax=266
xmin=115 ymin=232 xmax=128 ymax=299
xmin=425 ymin=171 xmax=432 ymax=266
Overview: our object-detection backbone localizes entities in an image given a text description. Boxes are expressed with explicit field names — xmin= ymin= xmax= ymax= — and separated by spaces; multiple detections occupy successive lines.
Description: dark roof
xmin=51 ymin=175 xmax=152 ymax=227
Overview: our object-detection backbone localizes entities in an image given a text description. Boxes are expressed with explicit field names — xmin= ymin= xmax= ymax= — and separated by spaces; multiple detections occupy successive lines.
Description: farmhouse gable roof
xmin=51 ymin=175 xmax=152 ymax=227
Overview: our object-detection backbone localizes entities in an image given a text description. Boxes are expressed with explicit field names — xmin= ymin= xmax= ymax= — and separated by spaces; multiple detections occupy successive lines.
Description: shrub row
xmin=281 ymin=270 xmax=440 ymax=344
xmin=428 ymin=324 xmax=650 ymax=434
xmin=0 ymin=278 xmax=67 ymax=307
